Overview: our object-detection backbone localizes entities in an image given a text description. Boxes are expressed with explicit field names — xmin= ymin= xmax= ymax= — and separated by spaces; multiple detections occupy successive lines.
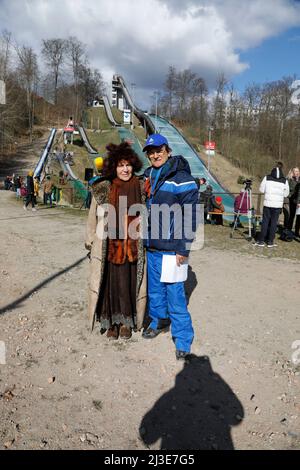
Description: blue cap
xmin=143 ymin=133 xmax=169 ymax=152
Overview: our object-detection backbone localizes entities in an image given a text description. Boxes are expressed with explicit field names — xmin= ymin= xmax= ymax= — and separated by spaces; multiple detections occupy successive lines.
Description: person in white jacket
xmin=255 ymin=167 xmax=289 ymax=247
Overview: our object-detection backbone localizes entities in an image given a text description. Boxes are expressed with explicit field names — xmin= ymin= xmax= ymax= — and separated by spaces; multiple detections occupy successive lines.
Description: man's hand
xmin=176 ymin=254 xmax=188 ymax=267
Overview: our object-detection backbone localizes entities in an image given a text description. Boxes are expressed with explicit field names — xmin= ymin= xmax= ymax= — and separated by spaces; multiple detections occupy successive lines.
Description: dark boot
xmin=142 ymin=319 xmax=171 ymax=339
xmin=106 ymin=325 xmax=119 ymax=340
xmin=119 ymin=324 xmax=132 ymax=339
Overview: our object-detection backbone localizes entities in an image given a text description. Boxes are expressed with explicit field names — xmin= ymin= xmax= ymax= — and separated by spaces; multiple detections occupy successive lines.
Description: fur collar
xmin=92 ymin=178 xmax=145 ymax=205
xmin=91 ymin=180 xmax=111 ymax=205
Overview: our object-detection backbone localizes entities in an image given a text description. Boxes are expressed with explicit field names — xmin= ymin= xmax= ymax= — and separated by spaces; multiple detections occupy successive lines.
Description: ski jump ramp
xmin=102 ymin=95 xmax=120 ymax=127
xmin=34 ymin=128 xmax=56 ymax=178
xmin=77 ymin=126 xmax=98 ymax=155
xmin=148 ymin=114 xmax=234 ymax=214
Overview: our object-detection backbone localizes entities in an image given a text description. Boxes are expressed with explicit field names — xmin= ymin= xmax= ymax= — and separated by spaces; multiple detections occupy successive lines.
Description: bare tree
xmin=66 ymin=36 xmax=86 ymax=121
xmin=16 ymin=45 xmax=39 ymax=141
xmin=191 ymin=77 xmax=208 ymax=134
xmin=79 ymin=64 xmax=105 ymax=106
xmin=212 ymin=73 xmax=228 ymax=131
xmin=174 ymin=69 xmax=196 ymax=122
xmin=41 ymin=38 xmax=66 ymax=105
xmin=164 ymin=65 xmax=177 ymax=120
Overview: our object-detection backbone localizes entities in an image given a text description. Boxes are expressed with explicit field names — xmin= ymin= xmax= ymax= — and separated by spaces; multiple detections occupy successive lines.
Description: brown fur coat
xmin=85 ymin=179 xmax=147 ymax=331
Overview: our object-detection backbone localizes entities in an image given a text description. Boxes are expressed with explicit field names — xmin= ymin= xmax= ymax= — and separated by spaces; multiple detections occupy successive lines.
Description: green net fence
xmin=72 ymin=179 xmax=89 ymax=202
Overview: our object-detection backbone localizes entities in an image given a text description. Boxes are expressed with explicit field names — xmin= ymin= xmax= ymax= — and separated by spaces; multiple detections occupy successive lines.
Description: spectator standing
xmin=211 ymin=195 xmax=225 ymax=225
xmin=294 ymin=181 xmax=300 ymax=238
xmin=287 ymin=167 xmax=300 ymax=231
xmin=43 ymin=175 xmax=54 ymax=207
xmin=33 ymin=177 xmax=40 ymax=205
xmin=199 ymin=184 xmax=214 ymax=223
xmin=4 ymin=176 xmax=11 ymax=190
xmin=231 ymin=189 xmax=250 ymax=228
xmin=255 ymin=167 xmax=289 ymax=247
xmin=67 ymin=116 xmax=74 ymax=127
xmin=24 ymin=170 xmax=36 ymax=211
xmin=12 ymin=173 xmax=17 ymax=192
xmin=195 ymin=177 xmax=206 ymax=190
xmin=16 ymin=176 xmax=22 ymax=198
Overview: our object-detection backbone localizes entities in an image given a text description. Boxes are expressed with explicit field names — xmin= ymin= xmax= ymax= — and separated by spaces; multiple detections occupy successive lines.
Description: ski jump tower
xmin=111 ymin=75 xmax=129 ymax=111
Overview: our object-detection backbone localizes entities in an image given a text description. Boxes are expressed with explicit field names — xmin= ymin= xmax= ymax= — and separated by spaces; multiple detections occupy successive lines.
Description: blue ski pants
xmin=147 ymin=250 xmax=194 ymax=353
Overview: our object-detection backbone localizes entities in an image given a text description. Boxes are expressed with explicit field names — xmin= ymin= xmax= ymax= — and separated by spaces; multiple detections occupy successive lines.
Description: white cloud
xmin=1 ymin=0 xmax=300 ymax=106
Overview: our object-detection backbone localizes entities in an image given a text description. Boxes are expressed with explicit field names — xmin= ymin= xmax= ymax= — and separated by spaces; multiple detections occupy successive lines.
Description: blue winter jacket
xmin=144 ymin=155 xmax=199 ymax=257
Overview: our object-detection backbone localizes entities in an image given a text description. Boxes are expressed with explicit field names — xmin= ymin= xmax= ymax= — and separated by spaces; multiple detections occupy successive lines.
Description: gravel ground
xmin=0 ymin=189 xmax=300 ymax=450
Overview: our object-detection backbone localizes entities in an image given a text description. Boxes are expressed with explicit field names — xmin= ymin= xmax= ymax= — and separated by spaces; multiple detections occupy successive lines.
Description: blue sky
xmin=233 ymin=26 xmax=300 ymax=91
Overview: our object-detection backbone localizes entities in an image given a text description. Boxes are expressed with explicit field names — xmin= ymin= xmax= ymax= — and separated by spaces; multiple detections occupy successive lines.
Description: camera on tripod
xmin=243 ymin=178 xmax=253 ymax=189
xmin=230 ymin=177 xmax=256 ymax=241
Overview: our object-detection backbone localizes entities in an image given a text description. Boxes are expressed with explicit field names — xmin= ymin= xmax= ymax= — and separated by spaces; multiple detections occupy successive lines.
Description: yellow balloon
xmin=94 ymin=157 xmax=103 ymax=170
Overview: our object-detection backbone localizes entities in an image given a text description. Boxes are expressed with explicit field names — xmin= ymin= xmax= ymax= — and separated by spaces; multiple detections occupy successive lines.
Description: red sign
xmin=204 ymin=141 xmax=215 ymax=150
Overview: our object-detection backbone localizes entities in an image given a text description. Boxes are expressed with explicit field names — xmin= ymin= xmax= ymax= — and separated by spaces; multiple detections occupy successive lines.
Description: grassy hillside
xmin=111 ymin=107 xmax=123 ymax=124
xmin=86 ymin=129 xmax=121 ymax=155
xmin=83 ymin=107 xmax=112 ymax=131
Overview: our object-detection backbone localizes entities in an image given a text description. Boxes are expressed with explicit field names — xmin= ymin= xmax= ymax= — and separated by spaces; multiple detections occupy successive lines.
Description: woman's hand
xmin=176 ymin=254 xmax=188 ymax=266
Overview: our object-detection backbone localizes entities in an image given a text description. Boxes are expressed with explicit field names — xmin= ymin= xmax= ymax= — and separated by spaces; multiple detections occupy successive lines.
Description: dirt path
xmin=0 ymin=190 xmax=299 ymax=450
xmin=0 ymin=129 xmax=50 ymax=179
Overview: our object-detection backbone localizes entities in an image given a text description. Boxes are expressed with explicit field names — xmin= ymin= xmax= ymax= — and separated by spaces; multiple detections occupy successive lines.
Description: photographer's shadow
xmin=184 ymin=266 xmax=197 ymax=305
xmin=139 ymin=355 xmax=244 ymax=450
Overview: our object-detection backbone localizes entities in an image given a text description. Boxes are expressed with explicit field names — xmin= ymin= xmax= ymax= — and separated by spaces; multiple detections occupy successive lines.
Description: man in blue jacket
xmin=142 ymin=133 xmax=199 ymax=360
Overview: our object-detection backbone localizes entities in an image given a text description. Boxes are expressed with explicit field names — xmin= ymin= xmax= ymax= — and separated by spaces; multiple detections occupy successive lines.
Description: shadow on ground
xmin=0 ymin=256 xmax=87 ymax=316
xmin=139 ymin=355 xmax=244 ymax=450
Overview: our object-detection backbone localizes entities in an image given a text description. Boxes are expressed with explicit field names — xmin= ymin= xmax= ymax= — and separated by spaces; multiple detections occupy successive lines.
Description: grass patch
xmin=65 ymin=137 xmax=91 ymax=181
xmin=84 ymin=107 xmax=112 ymax=131
xmin=111 ymin=107 xmax=123 ymax=124
xmin=87 ymin=129 xmax=121 ymax=155
xmin=132 ymin=126 xmax=147 ymax=147
xmin=203 ymin=223 xmax=300 ymax=262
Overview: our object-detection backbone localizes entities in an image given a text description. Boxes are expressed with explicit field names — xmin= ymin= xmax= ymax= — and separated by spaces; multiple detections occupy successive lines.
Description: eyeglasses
xmin=146 ymin=146 xmax=166 ymax=157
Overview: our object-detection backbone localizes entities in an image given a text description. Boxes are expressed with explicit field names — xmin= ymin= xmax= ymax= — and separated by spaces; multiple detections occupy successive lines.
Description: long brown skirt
xmin=96 ymin=259 xmax=137 ymax=330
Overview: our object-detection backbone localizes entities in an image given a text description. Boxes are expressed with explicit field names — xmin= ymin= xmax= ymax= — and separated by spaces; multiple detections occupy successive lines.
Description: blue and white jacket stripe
xmin=144 ymin=155 xmax=199 ymax=256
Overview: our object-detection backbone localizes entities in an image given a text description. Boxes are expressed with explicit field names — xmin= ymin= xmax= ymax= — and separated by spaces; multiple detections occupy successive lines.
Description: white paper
xmin=296 ymin=206 xmax=300 ymax=216
xmin=160 ymin=254 xmax=188 ymax=283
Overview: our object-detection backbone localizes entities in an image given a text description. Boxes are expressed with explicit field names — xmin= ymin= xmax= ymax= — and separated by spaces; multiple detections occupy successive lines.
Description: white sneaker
xmin=267 ymin=243 xmax=278 ymax=248
xmin=32 ymin=208 xmax=37 ymax=212
xmin=253 ymin=242 xmax=264 ymax=247
xmin=23 ymin=205 xmax=27 ymax=211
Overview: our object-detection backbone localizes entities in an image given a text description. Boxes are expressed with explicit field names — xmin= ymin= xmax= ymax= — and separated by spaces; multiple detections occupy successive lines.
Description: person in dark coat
xmin=199 ymin=184 xmax=214 ymax=223
xmin=24 ymin=170 xmax=36 ymax=211
xmin=287 ymin=167 xmax=300 ymax=231
xmin=294 ymin=181 xmax=300 ymax=238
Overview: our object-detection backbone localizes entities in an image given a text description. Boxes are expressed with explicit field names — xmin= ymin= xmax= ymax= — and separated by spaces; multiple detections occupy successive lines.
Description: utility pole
xmin=155 ymin=91 xmax=158 ymax=133
xmin=131 ymin=83 xmax=136 ymax=130
xmin=207 ymin=125 xmax=214 ymax=173
xmin=0 ymin=80 xmax=6 ymax=105
xmin=0 ymin=80 xmax=6 ymax=154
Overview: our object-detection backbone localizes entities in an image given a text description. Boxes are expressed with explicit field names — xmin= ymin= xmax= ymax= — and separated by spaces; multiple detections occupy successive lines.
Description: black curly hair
xmin=102 ymin=141 xmax=143 ymax=179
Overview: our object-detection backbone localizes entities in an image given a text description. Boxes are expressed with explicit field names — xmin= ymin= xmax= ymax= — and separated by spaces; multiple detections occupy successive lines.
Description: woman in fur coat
xmin=85 ymin=142 xmax=147 ymax=340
